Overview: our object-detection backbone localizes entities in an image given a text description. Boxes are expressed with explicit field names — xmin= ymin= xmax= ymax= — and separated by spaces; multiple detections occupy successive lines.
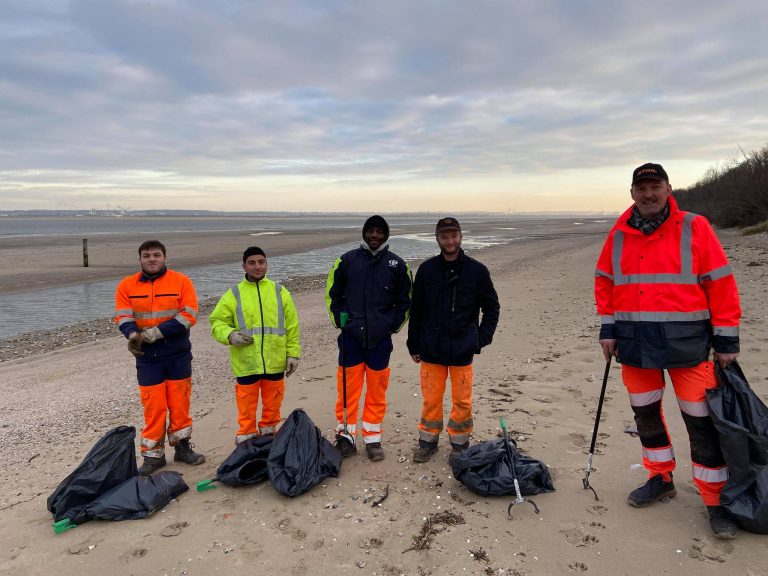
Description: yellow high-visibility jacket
xmin=210 ymin=276 xmax=301 ymax=377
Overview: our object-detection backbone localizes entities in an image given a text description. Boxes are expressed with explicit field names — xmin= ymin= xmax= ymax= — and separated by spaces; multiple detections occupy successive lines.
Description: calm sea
xmin=3 ymin=214 xmax=557 ymax=339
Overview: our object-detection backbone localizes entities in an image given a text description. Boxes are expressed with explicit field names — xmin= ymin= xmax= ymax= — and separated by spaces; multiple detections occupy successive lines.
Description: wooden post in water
xmin=82 ymin=238 xmax=89 ymax=267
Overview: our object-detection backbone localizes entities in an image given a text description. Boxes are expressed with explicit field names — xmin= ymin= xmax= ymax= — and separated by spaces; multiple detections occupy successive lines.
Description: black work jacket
xmin=407 ymin=250 xmax=500 ymax=366
xmin=326 ymin=245 xmax=412 ymax=349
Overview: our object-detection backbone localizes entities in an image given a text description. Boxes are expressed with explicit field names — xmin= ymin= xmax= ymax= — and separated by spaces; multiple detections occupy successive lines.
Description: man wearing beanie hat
xmin=407 ymin=217 xmax=499 ymax=465
xmin=595 ymin=163 xmax=741 ymax=539
xmin=326 ymin=215 xmax=412 ymax=461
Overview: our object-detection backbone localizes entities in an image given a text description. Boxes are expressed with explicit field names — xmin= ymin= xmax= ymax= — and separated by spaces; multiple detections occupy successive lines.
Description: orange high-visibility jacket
xmin=114 ymin=268 xmax=198 ymax=361
xmin=595 ymin=196 xmax=740 ymax=368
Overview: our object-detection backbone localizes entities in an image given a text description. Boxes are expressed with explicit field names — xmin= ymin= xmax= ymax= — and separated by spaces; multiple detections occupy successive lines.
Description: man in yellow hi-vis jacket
xmin=210 ymin=246 xmax=302 ymax=443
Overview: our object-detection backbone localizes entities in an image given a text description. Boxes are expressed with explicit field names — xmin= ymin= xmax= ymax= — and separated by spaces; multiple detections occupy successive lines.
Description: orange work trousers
xmin=335 ymin=364 xmax=389 ymax=445
xmin=418 ymin=362 xmax=473 ymax=446
xmin=139 ymin=378 xmax=192 ymax=458
xmin=235 ymin=379 xmax=285 ymax=443
xmin=622 ymin=360 xmax=727 ymax=506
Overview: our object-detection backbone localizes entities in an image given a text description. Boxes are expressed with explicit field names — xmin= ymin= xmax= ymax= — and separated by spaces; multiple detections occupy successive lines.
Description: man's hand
xmin=599 ymin=339 xmax=617 ymax=362
xmin=141 ymin=327 xmax=164 ymax=343
xmin=411 ymin=354 xmax=421 ymax=364
xmin=228 ymin=331 xmax=254 ymax=347
xmin=127 ymin=332 xmax=144 ymax=357
xmin=714 ymin=351 xmax=739 ymax=368
xmin=285 ymin=357 xmax=299 ymax=378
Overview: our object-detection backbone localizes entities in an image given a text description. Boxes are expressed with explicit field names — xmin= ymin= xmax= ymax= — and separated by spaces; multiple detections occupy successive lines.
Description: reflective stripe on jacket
xmin=595 ymin=196 xmax=740 ymax=368
xmin=209 ymin=276 xmax=301 ymax=377
xmin=114 ymin=268 xmax=198 ymax=361
xmin=325 ymin=245 xmax=412 ymax=349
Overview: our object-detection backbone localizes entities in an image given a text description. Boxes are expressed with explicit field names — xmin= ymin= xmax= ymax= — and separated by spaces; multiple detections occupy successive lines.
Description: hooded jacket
xmin=325 ymin=216 xmax=412 ymax=349
xmin=407 ymin=249 xmax=500 ymax=366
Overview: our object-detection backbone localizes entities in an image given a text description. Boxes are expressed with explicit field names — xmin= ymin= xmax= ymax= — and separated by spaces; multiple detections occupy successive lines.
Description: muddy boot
xmin=448 ymin=442 xmax=469 ymax=467
xmin=366 ymin=442 xmax=385 ymax=462
xmin=138 ymin=455 xmax=167 ymax=476
xmin=334 ymin=435 xmax=358 ymax=458
xmin=413 ymin=440 xmax=438 ymax=463
xmin=708 ymin=506 xmax=738 ymax=539
xmin=173 ymin=439 xmax=205 ymax=465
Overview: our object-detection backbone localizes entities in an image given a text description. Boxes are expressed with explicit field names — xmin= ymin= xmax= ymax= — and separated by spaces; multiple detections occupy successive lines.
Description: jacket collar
xmin=139 ymin=266 xmax=168 ymax=282
xmin=616 ymin=195 xmax=681 ymax=234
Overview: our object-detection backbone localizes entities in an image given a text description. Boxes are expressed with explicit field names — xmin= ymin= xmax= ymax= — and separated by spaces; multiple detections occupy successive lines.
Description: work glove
xmin=141 ymin=327 xmax=164 ymax=344
xmin=228 ymin=331 xmax=254 ymax=347
xmin=127 ymin=332 xmax=144 ymax=357
xmin=285 ymin=357 xmax=299 ymax=378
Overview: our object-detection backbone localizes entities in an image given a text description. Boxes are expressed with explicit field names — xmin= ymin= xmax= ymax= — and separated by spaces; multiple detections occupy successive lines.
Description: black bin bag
xmin=267 ymin=409 xmax=342 ymax=497
xmin=707 ymin=361 xmax=768 ymax=533
xmin=78 ymin=471 xmax=188 ymax=523
xmin=216 ymin=434 xmax=274 ymax=486
xmin=451 ymin=438 xmax=555 ymax=497
xmin=47 ymin=425 xmax=138 ymax=523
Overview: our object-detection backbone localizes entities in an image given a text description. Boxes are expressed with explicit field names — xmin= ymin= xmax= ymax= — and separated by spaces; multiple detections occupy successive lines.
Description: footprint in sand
xmin=688 ymin=535 xmax=735 ymax=563
xmin=566 ymin=432 xmax=588 ymax=454
xmin=568 ymin=561 xmax=588 ymax=572
xmin=589 ymin=521 xmax=606 ymax=529
xmin=563 ymin=528 xmax=599 ymax=547
xmin=275 ymin=517 xmax=307 ymax=540
xmin=160 ymin=520 xmax=189 ymax=537
xmin=67 ymin=531 xmax=107 ymax=555
xmin=587 ymin=504 xmax=608 ymax=516
xmin=119 ymin=547 xmax=149 ymax=562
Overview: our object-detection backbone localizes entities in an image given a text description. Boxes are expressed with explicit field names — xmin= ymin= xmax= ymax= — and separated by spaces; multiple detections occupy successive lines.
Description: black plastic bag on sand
xmin=47 ymin=425 xmax=138 ymax=522
xmin=451 ymin=438 xmax=555 ymax=497
xmin=215 ymin=434 xmax=273 ymax=486
xmin=707 ymin=361 xmax=768 ymax=534
xmin=76 ymin=471 xmax=188 ymax=523
xmin=267 ymin=409 xmax=342 ymax=497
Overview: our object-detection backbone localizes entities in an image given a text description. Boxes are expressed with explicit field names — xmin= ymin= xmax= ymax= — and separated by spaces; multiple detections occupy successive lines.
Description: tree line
xmin=675 ymin=145 xmax=768 ymax=230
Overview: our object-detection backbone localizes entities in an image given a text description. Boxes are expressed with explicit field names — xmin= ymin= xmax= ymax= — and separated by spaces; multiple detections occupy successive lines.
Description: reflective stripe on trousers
xmin=335 ymin=364 xmax=390 ymax=445
xmin=622 ymin=361 xmax=727 ymax=506
xmin=418 ymin=362 xmax=473 ymax=445
xmin=139 ymin=377 xmax=193 ymax=457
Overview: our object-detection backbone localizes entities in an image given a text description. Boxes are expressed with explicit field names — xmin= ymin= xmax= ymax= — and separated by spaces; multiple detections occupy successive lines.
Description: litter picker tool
xmin=340 ymin=312 xmax=350 ymax=437
xmin=582 ymin=357 xmax=612 ymax=500
xmin=500 ymin=417 xmax=539 ymax=517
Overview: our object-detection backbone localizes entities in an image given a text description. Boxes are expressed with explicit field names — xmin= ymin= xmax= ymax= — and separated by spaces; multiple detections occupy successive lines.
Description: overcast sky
xmin=1 ymin=1 xmax=766 ymax=213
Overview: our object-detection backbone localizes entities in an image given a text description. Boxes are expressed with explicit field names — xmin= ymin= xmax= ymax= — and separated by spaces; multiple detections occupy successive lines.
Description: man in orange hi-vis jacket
xmin=114 ymin=240 xmax=205 ymax=476
xmin=595 ymin=163 xmax=741 ymax=539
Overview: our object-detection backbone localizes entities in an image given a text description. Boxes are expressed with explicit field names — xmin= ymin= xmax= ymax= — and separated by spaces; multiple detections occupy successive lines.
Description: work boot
xmin=138 ymin=455 xmax=167 ymax=476
xmin=413 ymin=440 xmax=438 ymax=463
xmin=334 ymin=435 xmax=358 ymax=458
xmin=447 ymin=442 xmax=469 ymax=467
xmin=707 ymin=506 xmax=738 ymax=539
xmin=173 ymin=439 xmax=205 ymax=465
xmin=366 ymin=442 xmax=385 ymax=462
xmin=627 ymin=474 xmax=676 ymax=507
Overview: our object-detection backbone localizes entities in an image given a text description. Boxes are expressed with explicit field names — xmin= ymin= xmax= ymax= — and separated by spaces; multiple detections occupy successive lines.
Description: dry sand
xmin=0 ymin=223 xmax=766 ymax=576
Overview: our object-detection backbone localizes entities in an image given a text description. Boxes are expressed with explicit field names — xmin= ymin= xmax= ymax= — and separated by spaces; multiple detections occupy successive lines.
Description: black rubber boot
xmin=448 ymin=442 xmax=470 ymax=467
xmin=173 ymin=439 xmax=205 ymax=465
xmin=627 ymin=474 xmax=676 ymax=507
xmin=708 ymin=506 xmax=738 ymax=539
xmin=413 ymin=440 xmax=438 ymax=463
xmin=334 ymin=435 xmax=358 ymax=458
xmin=138 ymin=455 xmax=167 ymax=476
xmin=365 ymin=442 xmax=385 ymax=462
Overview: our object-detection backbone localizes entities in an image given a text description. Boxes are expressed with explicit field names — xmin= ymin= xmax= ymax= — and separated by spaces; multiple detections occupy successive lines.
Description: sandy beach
xmin=0 ymin=222 xmax=766 ymax=576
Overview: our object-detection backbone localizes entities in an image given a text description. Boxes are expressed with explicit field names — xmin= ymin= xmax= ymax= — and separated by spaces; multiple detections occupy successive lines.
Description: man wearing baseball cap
xmin=408 ymin=217 xmax=500 ymax=465
xmin=594 ymin=163 xmax=741 ymax=538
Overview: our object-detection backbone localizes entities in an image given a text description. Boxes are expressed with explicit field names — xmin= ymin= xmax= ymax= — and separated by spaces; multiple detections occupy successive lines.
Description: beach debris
xmin=402 ymin=510 xmax=465 ymax=553
xmin=372 ymin=484 xmax=389 ymax=507
xmin=359 ymin=537 xmax=383 ymax=549
xmin=356 ymin=560 xmax=366 ymax=568
xmin=398 ymin=456 xmax=407 ymax=463
xmin=469 ymin=547 xmax=495 ymax=575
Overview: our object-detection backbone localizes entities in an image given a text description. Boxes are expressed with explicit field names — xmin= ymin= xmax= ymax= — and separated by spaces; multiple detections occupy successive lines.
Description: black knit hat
xmin=362 ymin=215 xmax=389 ymax=243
